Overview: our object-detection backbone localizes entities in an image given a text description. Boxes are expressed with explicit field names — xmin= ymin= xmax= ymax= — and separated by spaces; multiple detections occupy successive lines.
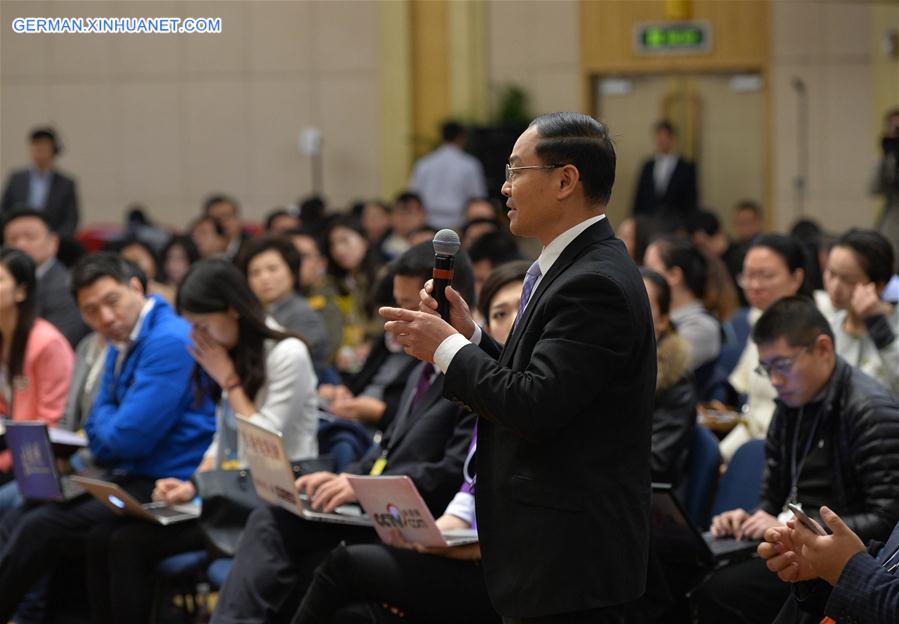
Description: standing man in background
xmin=382 ymin=112 xmax=656 ymax=623
xmin=1 ymin=127 xmax=79 ymax=239
xmin=632 ymin=120 xmax=698 ymax=231
xmin=409 ymin=120 xmax=487 ymax=230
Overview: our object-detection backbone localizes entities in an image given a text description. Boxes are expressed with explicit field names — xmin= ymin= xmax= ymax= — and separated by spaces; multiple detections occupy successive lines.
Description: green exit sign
xmin=635 ymin=21 xmax=711 ymax=54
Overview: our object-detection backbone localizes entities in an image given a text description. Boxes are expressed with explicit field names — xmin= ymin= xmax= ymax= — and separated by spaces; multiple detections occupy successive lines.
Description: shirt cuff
xmin=470 ymin=324 xmax=482 ymax=346
xmin=443 ymin=491 xmax=476 ymax=527
xmin=434 ymin=333 xmax=472 ymax=374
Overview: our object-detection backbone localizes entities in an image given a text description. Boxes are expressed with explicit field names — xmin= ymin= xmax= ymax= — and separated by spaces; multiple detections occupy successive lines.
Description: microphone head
xmin=432 ymin=229 xmax=461 ymax=257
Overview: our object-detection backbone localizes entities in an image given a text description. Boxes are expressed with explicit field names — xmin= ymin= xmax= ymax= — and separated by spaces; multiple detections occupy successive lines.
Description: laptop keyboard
xmin=60 ymin=477 xmax=85 ymax=499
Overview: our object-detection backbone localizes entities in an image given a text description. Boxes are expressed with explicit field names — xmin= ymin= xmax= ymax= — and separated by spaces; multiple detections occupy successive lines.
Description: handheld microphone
xmin=432 ymin=229 xmax=461 ymax=322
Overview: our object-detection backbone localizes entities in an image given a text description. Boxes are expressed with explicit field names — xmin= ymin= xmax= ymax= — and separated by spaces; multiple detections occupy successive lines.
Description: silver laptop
xmin=71 ymin=476 xmax=200 ymax=526
xmin=236 ymin=416 xmax=371 ymax=527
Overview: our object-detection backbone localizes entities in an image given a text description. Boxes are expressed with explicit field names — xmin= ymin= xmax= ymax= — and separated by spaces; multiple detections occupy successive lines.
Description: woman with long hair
xmin=0 ymin=248 xmax=74 ymax=476
xmin=84 ymin=259 xmax=319 ymax=624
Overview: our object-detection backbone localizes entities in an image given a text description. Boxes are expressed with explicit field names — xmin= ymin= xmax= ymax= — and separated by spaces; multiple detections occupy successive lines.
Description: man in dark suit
xmin=1 ymin=128 xmax=79 ymax=238
xmin=632 ymin=120 xmax=698 ymax=231
xmin=760 ymin=507 xmax=899 ymax=624
xmin=211 ymin=246 xmax=478 ymax=624
xmin=2 ymin=208 xmax=89 ymax=347
xmin=381 ymin=112 xmax=657 ymax=623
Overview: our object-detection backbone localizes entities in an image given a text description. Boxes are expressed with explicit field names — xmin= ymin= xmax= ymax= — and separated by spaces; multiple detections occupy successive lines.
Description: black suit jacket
xmin=632 ymin=156 xmax=697 ymax=228
xmin=1 ymin=169 xmax=80 ymax=238
xmin=37 ymin=259 xmax=90 ymax=348
xmin=347 ymin=333 xmax=419 ymax=433
xmin=347 ymin=363 xmax=476 ymax=515
xmin=444 ymin=218 xmax=657 ymax=617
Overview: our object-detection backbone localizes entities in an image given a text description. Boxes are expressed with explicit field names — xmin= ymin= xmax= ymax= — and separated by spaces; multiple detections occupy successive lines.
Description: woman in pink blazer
xmin=0 ymin=248 xmax=75 ymax=473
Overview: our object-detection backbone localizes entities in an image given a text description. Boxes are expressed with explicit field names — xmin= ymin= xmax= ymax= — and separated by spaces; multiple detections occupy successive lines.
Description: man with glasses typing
xmin=694 ymin=296 xmax=899 ymax=624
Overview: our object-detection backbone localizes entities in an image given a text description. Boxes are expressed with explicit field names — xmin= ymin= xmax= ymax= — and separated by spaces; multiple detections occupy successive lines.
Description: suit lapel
xmin=500 ymin=219 xmax=615 ymax=366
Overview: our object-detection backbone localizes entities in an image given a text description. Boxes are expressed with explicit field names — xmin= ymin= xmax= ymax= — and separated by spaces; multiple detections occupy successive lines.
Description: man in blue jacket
xmin=0 ymin=252 xmax=215 ymax=620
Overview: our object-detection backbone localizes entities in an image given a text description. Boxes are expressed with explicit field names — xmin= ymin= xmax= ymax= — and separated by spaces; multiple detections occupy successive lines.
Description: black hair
xmin=364 ymin=199 xmax=392 ymax=215
xmin=264 ymin=208 xmax=296 ymax=231
xmin=191 ymin=215 xmax=227 ymax=238
xmin=735 ymin=200 xmax=762 ymax=218
xmin=161 ymin=235 xmax=199 ymax=282
xmin=747 ymin=234 xmax=813 ymax=297
xmin=392 ymin=240 xmax=476 ymax=309
xmin=299 ymin=195 xmax=327 ymax=224
xmin=468 ymin=231 xmax=523 ymax=266
xmin=652 ymin=235 xmax=708 ymax=299
xmin=237 ymin=234 xmax=302 ymax=292
xmin=442 ymin=120 xmax=465 ymax=143
xmin=477 ymin=260 xmax=530 ymax=324
xmin=0 ymin=248 xmax=38 ymax=382
xmin=461 ymin=217 xmax=500 ymax=240
xmin=640 ymin=267 xmax=672 ymax=317
xmin=70 ymin=252 xmax=146 ymax=299
xmin=1 ymin=207 xmax=53 ymax=238
xmin=686 ymin=210 xmax=721 ymax=237
xmin=752 ymin=295 xmax=834 ymax=347
xmin=833 ymin=228 xmax=896 ymax=286
xmin=529 ymin=112 xmax=616 ymax=205
xmin=115 ymin=238 xmax=160 ymax=281
xmin=177 ymin=259 xmax=301 ymax=402
xmin=203 ymin=194 xmax=240 ymax=217
xmin=654 ymin=120 xmax=675 ymax=135
xmin=29 ymin=127 xmax=60 ymax=155
xmin=394 ymin=192 xmax=423 ymax=208
xmin=286 ymin=227 xmax=328 ymax=257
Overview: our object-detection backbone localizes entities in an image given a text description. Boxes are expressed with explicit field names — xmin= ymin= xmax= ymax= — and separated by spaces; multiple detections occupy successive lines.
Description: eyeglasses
xmin=505 ymin=163 xmax=564 ymax=182
xmin=754 ymin=346 xmax=810 ymax=378
xmin=737 ymin=272 xmax=782 ymax=289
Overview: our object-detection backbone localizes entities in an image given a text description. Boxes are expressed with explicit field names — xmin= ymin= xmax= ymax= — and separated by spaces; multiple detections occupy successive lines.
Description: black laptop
xmin=651 ymin=483 xmax=759 ymax=569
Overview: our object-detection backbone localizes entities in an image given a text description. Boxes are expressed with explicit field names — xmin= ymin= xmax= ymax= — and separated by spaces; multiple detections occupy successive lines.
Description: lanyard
xmin=788 ymin=406 xmax=823 ymax=505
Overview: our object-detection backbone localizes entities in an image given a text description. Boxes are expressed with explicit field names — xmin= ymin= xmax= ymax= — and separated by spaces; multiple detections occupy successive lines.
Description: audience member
xmin=325 ymin=216 xmax=384 ymax=374
xmin=644 ymin=236 xmax=721 ymax=370
xmin=1 ymin=208 xmax=89 ymax=347
xmin=117 ymin=238 xmax=175 ymax=305
xmin=641 ymin=268 xmax=697 ymax=498
xmin=288 ymin=229 xmax=344 ymax=365
xmin=819 ymin=228 xmax=899 ymax=396
xmin=0 ymin=249 xmax=74 ymax=475
xmin=298 ymin=195 xmax=329 ymax=237
xmin=722 ymin=234 xmax=810 ymax=460
xmin=696 ymin=296 xmax=899 ymax=624
xmin=204 ymin=194 xmax=246 ymax=261
xmin=381 ymin=192 xmax=427 ymax=259
xmin=264 ymin=207 xmax=300 ymax=233
xmin=83 ymin=259 xmax=319 ymax=624
xmin=0 ymin=253 xmax=216 ymax=621
xmin=874 ymin=107 xmax=899 ymax=255
xmin=461 ymin=217 xmax=500 ymax=249
xmin=475 ymin=260 xmax=529 ymax=345
xmin=733 ymin=200 xmax=764 ymax=246
xmin=790 ymin=219 xmax=826 ymax=292
xmin=239 ymin=234 xmax=330 ymax=373
xmin=408 ymin=225 xmax=438 ymax=247
xmin=161 ymin=234 xmax=199 ymax=288
xmin=319 ymin=242 xmax=471 ymax=430
xmin=760 ymin=506 xmax=899 ymax=624
xmin=361 ymin=200 xmax=392 ymax=247
xmin=409 ymin=120 xmax=487 ymax=229
xmin=632 ymin=120 xmax=698 ymax=229
xmin=618 ymin=214 xmax=658 ymax=266
xmin=0 ymin=127 xmax=79 ymax=238
xmin=210 ymin=252 xmax=478 ymax=623
xmin=687 ymin=209 xmax=745 ymax=299
xmin=467 ymin=231 xmax=523 ymax=301
xmin=464 ymin=197 xmax=499 ymax=224
xmin=190 ymin=214 xmax=230 ymax=260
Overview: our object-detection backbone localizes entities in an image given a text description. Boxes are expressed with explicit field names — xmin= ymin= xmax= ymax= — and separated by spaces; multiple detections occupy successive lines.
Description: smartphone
xmin=787 ymin=503 xmax=827 ymax=536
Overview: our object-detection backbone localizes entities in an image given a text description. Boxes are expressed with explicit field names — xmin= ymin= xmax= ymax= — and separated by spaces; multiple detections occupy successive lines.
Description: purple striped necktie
xmin=512 ymin=260 xmax=542 ymax=333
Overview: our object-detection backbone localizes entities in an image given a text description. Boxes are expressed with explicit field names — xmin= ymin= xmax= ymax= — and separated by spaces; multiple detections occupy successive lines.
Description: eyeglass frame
xmin=505 ymin=163 xmax=565 ymax=182
xmin=754 ymin=345 xmax=812 ymax=378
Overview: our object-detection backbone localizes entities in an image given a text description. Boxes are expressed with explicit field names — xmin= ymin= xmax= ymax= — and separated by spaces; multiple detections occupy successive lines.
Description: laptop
xmin=71 ymin=476 xmax=200 ymax=526
xmin=5 ymin=421 xmax=86 ymax=502
xmin=651 ymin=483 xmax=759 ymax=569
xmin=236 ymin=416 xmax=371 ymax=527
xmin=347 ymin=475 xmax=479 ymax=548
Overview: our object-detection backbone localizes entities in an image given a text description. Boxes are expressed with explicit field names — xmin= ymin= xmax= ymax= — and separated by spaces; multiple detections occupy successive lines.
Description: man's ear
xmin=556 ymin=164 xmax=580 ymax=201
xmin=128 ymin=276 xmax=145 ymax=296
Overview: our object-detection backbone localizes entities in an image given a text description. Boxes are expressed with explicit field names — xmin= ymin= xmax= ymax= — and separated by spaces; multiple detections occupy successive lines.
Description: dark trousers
xmin=0 ymin=477 xmax=155 ymax=621
xmin=692 ymin=556 xmax=790 ymax=624
xmin=291 ymin=543 xmax=500 ymax=624
xmin=85 ymin=518 xmax=206 ymax=624
xmin=211 ymin=506 xmax=375 ymax=624
xmin=501 ymin=604 xmax=628 ymax=624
